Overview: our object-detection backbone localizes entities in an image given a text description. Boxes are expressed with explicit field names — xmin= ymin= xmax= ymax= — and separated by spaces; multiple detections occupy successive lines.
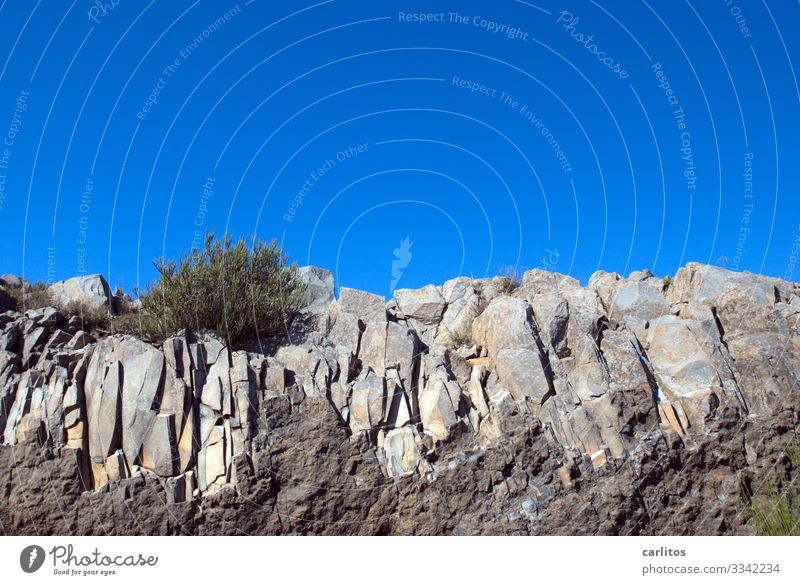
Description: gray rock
xmin=610 ymin=281 xmax=670 ymax=324
xmin=349 ymin=375 xmax=385 ymax=433
xmin=0 ymin=274 xmax=26 ymax=288
xmin=337 ymin=287 xmax=386 ymax=324
xmin=48 ymin=274 xmax=116 ymax=315
xmin=472 ymin=297 xmax=538 ymax=360
xmin=495 ymin=347 xmax=551 ymax=404
xmin=418 ymin=374 xmax=459 ymax=441
xmin=393 ymin=285 xmax=446 ymax=326
xmin=298 ymin=266 xmax=335 ymax=312
xmin=384 ymin=426 xmax=421 ymax=477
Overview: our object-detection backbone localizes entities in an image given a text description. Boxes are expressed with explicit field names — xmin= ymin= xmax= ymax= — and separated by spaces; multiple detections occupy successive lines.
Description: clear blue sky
xmin=0 ymin=0 xmax=798 ymax=298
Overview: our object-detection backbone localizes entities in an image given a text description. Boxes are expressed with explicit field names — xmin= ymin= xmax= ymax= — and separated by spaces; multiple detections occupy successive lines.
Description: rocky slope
xmin=0 ymin=264 xmax=798 ymax=535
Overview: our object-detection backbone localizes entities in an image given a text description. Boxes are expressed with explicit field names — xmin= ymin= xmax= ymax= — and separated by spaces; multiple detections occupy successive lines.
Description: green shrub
xmin=137 ymin=233 xmax=306 ymax=347
xmin=6 ymin=280 xmax=51 ymax=311
xmin=744 ymin=445 xmax=800 ymax=536
xmin=61 ymin=300 xmax=111 ymax=333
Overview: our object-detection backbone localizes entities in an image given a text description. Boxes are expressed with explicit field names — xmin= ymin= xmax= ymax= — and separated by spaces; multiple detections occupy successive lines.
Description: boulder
xmin=139 ymin=414 xmax=177 ymax=477
xmin=349 ymin=376 xmax=385 ymax=433
xmin=610 ymin=281 xmax=670 ymax=324
xmin=435 ymin=278 xmax=480 ymax=347
xmin=298 ymin=266 xmax=335 ymax=312
xmin=418 ymin=375 xmax=459 ymax=441
xmin=48 ymin=275 xmax=116 ymax=315
xmin=393 ymin=285 xmax=446 ymax=326
xmin=645 ymin=315 xmax=733 ymax=430
xmin=384 ymin=426 xmax=421 ymax=477
xmin=0 ymin=274 xmax=26 ymax=288
xmin=520 ymin=268 xmax=579 ymax=296
xmin=337 ymin=287 xmax=386 ymax=324
xmin=472 ymin=297 xmax=538 ymax=360
xmin=494 ymin=347 xmax=552 ymax=404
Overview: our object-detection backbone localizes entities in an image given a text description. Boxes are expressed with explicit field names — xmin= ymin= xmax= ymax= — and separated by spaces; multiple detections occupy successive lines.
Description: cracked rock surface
xmin=1 ymin=262 xmax=798 ymax=535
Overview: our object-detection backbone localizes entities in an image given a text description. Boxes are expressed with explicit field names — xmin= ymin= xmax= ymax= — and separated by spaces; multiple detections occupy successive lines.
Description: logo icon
xmin=19 ymin=545 xmax=46 ymax=573
xmin=390 ymin=237 xmax=413 ymax=293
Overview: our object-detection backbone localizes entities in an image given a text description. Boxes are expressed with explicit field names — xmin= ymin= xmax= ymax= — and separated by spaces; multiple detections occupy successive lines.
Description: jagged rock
xmin=384 ymin=426 xmax=421 ymax=477
xmin=384 ymin=368 xmax=412 ymax=428
xmin=520 ymin=268 xmax=579 ymax=295
xmin=418 ymin=375 xmax=459 ymax=441
xmin=667 ymin=262 xmax=792 ymax=308
xmin=298 ymin=266 xmax=335 ymax=311
xmin=349 ymin=375 xmax=385 ymax=433
xmin=472 ymin=297 xmax=538 ymax=360
xmin=48 ymin=274 xmax=116 ymax=315
xmin=359 ymin=321 xmax=388 ymax=375
xmin=337 ymin=287 xmax=386 ymax=324
xmin=0 ymin=262 xmax=799 ymax=536
xmin=393 ymin=285 xmax=446 ymax=326
xmin=105 ymin=449 xmax=129 ymax=482
xmin=495 ymin=348 xmax=551 ymax=404
xmin=385 ymin=321 xmax=417 ymax=385
xmin=527 ymin=292 xmax=569 ymax=358
xmin=0 ymin=274 xmax=26 ymax=288
xmin=645 ymin=315 xmax=732 ymax=430
xmin=609 ymin=281 xmax=670 ymax=326
xmin=435 ymin=277 xmax=480 ymax=346
xmin=140 ymin=413 xmax=177 ymax=477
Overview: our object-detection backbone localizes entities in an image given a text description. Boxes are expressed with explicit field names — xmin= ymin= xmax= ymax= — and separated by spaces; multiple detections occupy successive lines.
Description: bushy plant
xmin=137 ymin=233 xmax=306 ymax=347
xmin=5 ymin=280 xmax=51 ymax=311
xmin=61 ymin=300 xmax=111 ymax=332
xmin=744 ymin=446 xmax=800 ymax=536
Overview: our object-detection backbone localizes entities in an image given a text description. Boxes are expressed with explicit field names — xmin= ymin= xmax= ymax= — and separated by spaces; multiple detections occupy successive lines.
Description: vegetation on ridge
xmin=744 ymin=445 xmax=800 ymax=536
xmin=137 ymin=233 xmax=306 ymax=347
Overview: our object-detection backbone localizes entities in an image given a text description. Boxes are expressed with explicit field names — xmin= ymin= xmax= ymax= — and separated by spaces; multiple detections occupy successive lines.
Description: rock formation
xmin=0 ymin=263 xmax=798 ymax=535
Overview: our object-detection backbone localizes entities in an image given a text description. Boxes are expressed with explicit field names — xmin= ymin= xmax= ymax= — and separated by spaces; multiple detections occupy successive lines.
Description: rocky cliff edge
xmin=1 ymin=263 xmax=798 ymax=535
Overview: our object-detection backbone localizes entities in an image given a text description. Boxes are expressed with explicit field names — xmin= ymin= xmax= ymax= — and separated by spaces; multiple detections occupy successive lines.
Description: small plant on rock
xmin=448 ymin=327 xmax=473 ymax=349
xmin=496 ymin=266 xmax=522 ymax=294
xmin=5 ymin=280 xmax=51 ymax=311
xmin=743 ymin=445 xmax=800 ymax=536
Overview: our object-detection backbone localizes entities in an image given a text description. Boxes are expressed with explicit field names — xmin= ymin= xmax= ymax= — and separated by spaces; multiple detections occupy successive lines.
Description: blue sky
xmin=0 ymin=0 xmax=798 ymax=298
